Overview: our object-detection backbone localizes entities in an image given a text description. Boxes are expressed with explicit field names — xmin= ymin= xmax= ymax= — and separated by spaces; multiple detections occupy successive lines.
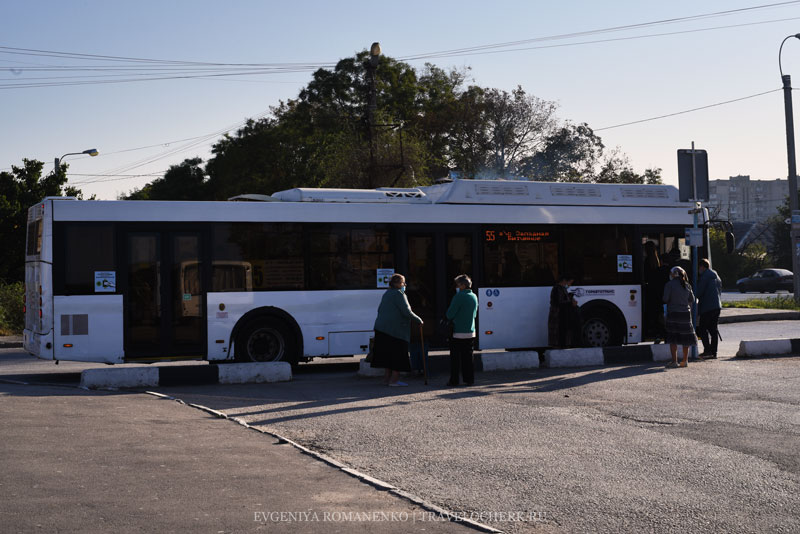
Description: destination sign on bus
xmin=484 ymin=229 xmax=551 ymax=242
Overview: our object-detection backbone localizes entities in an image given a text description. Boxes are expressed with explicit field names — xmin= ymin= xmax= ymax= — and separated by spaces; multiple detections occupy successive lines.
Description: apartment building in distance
xmin=707 ymin=175 xmax=787 ymax=222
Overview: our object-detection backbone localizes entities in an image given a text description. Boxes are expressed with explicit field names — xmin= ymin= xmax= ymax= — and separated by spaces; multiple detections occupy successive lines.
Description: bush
xmin=723 ymin=295 xmax=800 ymax=311
xmin=709 ymin=228 xmax=770 ymax=289
xmin=0 ymin=281 xmax=24 ymax=335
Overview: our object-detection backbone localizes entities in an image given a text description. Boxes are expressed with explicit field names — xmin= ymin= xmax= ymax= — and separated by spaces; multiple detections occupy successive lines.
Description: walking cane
xmin=419 ymin=324 xmax=428 ymax=385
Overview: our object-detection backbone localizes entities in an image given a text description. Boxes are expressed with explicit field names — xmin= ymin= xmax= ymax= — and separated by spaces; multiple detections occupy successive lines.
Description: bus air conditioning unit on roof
xmin=549 ymin=185 xmax=602 ymax=198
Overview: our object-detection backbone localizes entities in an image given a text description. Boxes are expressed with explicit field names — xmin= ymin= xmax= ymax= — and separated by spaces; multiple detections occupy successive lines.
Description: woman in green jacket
xmin=371 ymin=273 xmax=423 ymax=386
xmin=446 ymin=274 xmax=479 ymax=387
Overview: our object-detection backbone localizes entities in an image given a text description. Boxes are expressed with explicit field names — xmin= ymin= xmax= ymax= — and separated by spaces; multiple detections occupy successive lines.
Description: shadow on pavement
xmin=156 ymin=359 xmax=666 ymax=427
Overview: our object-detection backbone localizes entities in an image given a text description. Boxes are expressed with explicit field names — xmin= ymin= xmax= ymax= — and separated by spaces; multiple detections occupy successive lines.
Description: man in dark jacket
xmin=695 ymin=258 xmax=722 ymax=359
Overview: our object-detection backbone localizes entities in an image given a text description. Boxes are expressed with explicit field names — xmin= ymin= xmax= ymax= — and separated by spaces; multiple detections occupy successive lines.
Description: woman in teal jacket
xmin=446 ymin=274 xmax=479 ymax=386
xmin=371 ymin=273 xmax=423 ymax=386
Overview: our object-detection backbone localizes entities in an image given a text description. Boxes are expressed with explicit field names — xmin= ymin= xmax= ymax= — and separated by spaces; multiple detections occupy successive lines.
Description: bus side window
xmin=482 ymin=226 xmax=558 ymax=287
xmin=60 ymin=223 xmax=116 ymax=295
xmin=562 ymin=225 xmax=633 ymax=285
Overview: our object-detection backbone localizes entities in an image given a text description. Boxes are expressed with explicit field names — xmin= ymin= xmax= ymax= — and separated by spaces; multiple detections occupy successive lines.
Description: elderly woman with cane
xmin=371 ymin=273 xmax=423 ymax=386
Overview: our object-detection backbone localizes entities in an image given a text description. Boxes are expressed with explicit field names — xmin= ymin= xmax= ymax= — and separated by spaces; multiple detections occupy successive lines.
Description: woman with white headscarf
xmin=663 ymin=266 xmax=696 ymax=368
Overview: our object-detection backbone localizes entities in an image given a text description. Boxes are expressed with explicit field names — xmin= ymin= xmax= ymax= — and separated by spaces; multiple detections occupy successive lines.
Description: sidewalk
xmin=0 ymin=334 xmax=21 ymax=348
xmin=0 ymin=382 xmax=477 ymax=534
xmin=719 ymin=307 xmax=800 ymax=323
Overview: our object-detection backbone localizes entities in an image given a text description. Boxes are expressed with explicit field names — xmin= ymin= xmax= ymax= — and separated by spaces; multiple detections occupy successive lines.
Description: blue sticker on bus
xmin=486 ymin=289 xmax=493 ymax=297
xmin=493 ymin=289 xmax=500 ymax=297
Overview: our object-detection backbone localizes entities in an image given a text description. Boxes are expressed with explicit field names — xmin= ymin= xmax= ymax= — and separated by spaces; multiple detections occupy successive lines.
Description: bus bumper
xmin=23 ymin=329 xmax=54 ymax=360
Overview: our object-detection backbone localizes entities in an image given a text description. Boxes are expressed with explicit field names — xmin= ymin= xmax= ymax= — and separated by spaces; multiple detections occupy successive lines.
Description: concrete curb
xmin=0 ymin=341 xmax=23 ymax=348
xmin=357 ymin=351 xmax=540 ymax=378
xmin=545 ymin=344 xmax=678 ymax=368
xmin=480 ymin=351 xmax=539 ymax=371
xmin=80 ymin=362 xmax=292 ymax=389
xmin=358 ymin=359 xmax=386 ymax=377
xmin=735 ymin=338 xmax=800 ymax=357
xmin=545 ymin=348 xmax=603 ymax=367
xmin=719 ymin=310 xmax=800 ymax=324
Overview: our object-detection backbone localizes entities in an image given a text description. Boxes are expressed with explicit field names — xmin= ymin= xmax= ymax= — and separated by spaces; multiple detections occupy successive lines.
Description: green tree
xmin=0 ymin=159 xmax=83 ymax=282
xmin=125 ymin=158 xmax=209 ymax=200
xmin=519 ymin=123 xmax=604 ymax=181
xmin=484 ymin=86 xmax=558 ymax=178
xmin=709 ymin=227 xmax=770 ymax=288
xmin=130 ymin=51 xmax=660 ymax=197
xmin=594 ymin=148 xmax=663 ymax=185
xmin=764 ymin=196 xmax=795 ymax=270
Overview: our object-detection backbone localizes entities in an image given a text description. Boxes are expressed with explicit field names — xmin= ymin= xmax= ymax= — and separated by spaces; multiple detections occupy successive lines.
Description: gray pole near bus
xmin=779 ymin=34 xmax=800 ymax=304
xmin=690 ymin=142 xmax=699 ymax=359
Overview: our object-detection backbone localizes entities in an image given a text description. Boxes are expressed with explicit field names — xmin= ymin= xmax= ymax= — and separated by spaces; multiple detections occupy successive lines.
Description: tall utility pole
xmin=779 ymin=34 xmax=800 ymax=303
xmin=365 ymin=42 xmax=381 ymax=189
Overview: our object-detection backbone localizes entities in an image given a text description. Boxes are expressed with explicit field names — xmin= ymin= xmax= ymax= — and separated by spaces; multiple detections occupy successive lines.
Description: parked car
xmin=736 ymin=269 xmax=794 ymax=293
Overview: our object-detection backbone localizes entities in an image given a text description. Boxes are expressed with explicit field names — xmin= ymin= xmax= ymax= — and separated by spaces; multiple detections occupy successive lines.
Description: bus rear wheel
xmin=581 ymin=308 xmax=625 ymax=347
xmin=236 ymin=318 xmax=296 ymax=364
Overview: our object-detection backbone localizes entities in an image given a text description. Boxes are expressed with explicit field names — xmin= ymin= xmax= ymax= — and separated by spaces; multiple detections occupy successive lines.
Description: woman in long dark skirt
xmin=548 ymin=274 xmax=577 ymax=348
xmin=663 ymin=266 xmax=696 ymax=368
xmin=371 ymin=273 xmax=423 ymax=386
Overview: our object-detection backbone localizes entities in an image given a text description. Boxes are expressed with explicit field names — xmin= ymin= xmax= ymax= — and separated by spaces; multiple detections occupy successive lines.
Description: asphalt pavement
xmin=155 ymin=353 xmax=800 ymax=534
xmin=0 ymin=379 xmax=477 ymax=534
xmin=2 ymin=310 xmax=797 ymax=533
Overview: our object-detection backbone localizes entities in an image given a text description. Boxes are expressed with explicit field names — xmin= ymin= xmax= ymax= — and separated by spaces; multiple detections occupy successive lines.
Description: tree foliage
xmin=120 ymin=52 xmax=661 ymax=200
xmin=709 ymin=227 xmax=770 ymax=288
xmin=764 ymin=196 xmax=795 ymax=270
xmin=125 ymin=158 xmax=208 ymax=200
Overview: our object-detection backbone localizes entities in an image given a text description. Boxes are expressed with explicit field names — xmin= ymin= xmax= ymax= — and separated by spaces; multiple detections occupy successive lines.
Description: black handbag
xmin=436 ymin=317 xmax=454 ymax=340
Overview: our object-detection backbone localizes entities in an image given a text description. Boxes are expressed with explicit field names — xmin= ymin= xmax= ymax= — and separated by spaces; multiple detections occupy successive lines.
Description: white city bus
xmin=23 ymin=179 xmax=706 ymax=365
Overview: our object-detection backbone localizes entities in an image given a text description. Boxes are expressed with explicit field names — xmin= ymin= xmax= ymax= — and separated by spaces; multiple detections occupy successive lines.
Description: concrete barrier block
xmin=358 ymin=358 xmax=385 ymax=377
xmin=651 ymin=344 xmax=673 ymax=362
xmin=736 ymin=339 xmax=793 ymax=357
xmin=545 ymin=348 xmax=604 ymax=368
xmin=481 ymin=351 xmax=539 ymax=371
xmin=217 ymin=362 xmax=292 ymax=384
xmin=80 ymin=367 xmax=159 ymax=389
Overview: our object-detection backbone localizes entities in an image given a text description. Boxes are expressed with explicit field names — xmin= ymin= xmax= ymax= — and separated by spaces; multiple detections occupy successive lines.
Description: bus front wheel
xmin=236 ymin=318 xmax=297 ymax=364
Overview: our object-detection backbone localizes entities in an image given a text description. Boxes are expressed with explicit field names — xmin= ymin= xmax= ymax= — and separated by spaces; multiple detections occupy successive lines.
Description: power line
xmin=398 ymin=1 xmax=800 ymax=60
xmin=2 ymin=2 xmax=799 ymax=89
xmin=79 ymin=109 xmax=272 ymax=182
xmin=398 ymin=16 xmax=800 ymax=61
xmin=594 ymin=88 xmax=782 ymax=131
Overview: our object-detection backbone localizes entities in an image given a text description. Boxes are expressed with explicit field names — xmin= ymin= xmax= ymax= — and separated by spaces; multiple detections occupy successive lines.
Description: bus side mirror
xmin=725 ymin=231 xmax=735 ymax=254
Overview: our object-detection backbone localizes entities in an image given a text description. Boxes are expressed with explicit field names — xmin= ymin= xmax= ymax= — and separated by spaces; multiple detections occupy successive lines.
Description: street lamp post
xmin=779 ymin=35 xmax=800 ymax=303
xmin=54 ymin=148 xmax=99 ymax=177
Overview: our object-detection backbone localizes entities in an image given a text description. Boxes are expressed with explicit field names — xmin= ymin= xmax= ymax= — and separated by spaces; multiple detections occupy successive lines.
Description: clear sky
xmin=3 ymin=0 xmax=800 ymax=200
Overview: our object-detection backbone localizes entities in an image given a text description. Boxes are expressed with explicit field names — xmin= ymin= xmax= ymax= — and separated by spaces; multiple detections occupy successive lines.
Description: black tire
xmin=235 ymin=317 xmax=298 ymax=364
xmin=738 ymin=286 xmax=746 ymax=293
xmin=581 ymin=308 xmax=625 ymax=347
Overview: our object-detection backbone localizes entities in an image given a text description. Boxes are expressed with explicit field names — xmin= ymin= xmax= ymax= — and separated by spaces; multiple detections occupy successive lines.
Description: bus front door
xmin=123 ymin=230 xmax=206 ymax=360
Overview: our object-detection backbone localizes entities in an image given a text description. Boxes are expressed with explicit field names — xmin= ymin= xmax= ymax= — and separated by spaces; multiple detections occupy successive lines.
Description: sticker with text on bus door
xmin=617 ymin=254 xmax=633 ymax=273
xmin=617 ymin=255 xmax=632 ymax=273
xmin=94 ymin=271 xmax=116 ymax=292
xmin=377 ymin=268 xmax=394 ymax=288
